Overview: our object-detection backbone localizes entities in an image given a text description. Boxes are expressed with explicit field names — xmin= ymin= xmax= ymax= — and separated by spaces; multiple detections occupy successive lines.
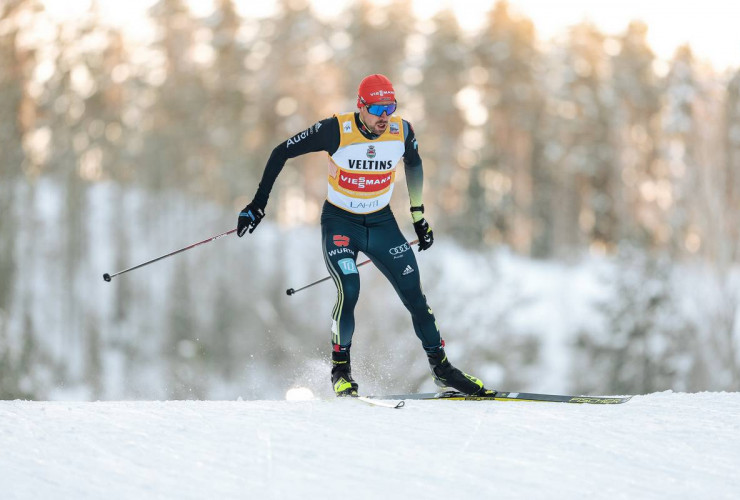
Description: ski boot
xmin=427 ymin=348 xmax=495 ymax=396
xmin=331 ymin=346 xmax=358 ymax=397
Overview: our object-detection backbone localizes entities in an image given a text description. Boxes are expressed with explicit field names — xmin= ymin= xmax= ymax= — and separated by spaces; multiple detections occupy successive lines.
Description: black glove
xmin=413 ymin=218 xmax=434 ymax=251
xmin=237 ymin=202 xmax=265 ymax=236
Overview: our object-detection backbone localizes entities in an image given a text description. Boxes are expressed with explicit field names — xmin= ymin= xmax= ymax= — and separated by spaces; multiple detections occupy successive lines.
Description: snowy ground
xmin=1 ymin=392 xmax=738 ymax=499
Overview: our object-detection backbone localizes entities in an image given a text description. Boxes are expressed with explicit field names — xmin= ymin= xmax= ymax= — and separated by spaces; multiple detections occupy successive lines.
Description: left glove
xmin=237 ymin=202 xmax=265 ymax=237
xmin=413 ymin=218 xmax=434 ymax=251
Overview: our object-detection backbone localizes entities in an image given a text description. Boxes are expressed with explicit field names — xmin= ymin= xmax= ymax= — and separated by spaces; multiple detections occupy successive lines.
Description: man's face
xmin=359 ymin=99 xmax=395 ymax=135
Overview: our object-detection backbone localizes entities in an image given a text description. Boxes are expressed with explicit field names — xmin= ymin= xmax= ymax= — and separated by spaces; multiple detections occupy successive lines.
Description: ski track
xmin=0 ymin=392 xmax=738 ymax=499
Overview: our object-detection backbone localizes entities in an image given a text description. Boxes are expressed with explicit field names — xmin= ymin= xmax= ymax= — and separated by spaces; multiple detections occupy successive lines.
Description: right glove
xmin=237 ymin=202 xmax=265 ymax=237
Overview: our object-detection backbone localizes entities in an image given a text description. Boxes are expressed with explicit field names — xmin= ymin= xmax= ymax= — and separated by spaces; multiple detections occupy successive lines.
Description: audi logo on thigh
xmin=389 ymin=243 xmax=410 ymax=256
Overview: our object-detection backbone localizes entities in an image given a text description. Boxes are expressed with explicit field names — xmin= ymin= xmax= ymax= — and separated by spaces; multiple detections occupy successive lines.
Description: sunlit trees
xmin=470 ymin=1 xmax=542 ymax=252
xmin=610 ymin=21 xmax=663 ymax=250
xmin=0 ymin=0 xmax=28 ymax=324
xmin=414 ymin=9 xmax=470 ymax=242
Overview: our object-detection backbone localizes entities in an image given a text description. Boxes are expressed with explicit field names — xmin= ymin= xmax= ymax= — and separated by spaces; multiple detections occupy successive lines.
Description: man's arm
xmin=251 ymin=117 xmax=340 ymax=210
xmin=402 ymin=120 xmax=434 ymax=251
xmin=403 ymin=120 xmax=424 ymax=222
xmin=237 ymin=117 xmax=339 ymax=237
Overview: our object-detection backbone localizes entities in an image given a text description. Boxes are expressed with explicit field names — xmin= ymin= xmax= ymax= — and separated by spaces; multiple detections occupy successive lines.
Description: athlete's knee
xmin=341 ymin=278 xmax=360 ymax=306
xmin=327 ymin=253 xmax=361 ymax=304
xmin=398 ymin=286 xmax=429 ymax=315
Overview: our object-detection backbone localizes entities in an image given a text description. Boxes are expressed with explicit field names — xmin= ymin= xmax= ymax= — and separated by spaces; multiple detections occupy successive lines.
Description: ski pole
xmin=103 ymin=228 xmax=237 ymax=282
xmin=286 ymin=239 xmax=419 ymax=296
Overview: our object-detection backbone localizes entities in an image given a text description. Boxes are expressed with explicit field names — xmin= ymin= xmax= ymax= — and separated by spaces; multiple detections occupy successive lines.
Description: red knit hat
xmin=357 ymin=74 xmax=396 ymax=108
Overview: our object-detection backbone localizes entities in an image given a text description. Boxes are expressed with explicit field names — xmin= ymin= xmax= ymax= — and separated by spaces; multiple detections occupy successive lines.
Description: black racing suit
xmin=252 ymin=113 xmax=442 ymax=352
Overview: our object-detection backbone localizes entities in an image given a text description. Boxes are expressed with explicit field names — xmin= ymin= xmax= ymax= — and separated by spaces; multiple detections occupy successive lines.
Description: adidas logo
xmin=402 ymin=265 xmax=414 ymax=275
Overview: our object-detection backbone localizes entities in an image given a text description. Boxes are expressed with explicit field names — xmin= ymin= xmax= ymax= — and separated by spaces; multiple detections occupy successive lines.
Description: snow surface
xmin=1 ymin=392 xmax=738 ymax=499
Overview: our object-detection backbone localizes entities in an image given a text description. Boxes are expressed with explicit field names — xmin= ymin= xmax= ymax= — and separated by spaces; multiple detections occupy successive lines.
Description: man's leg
xmin=365 ymin=215 xmax=493 ymax=396
xmin=365 ymin=216 xmax=441 ymax=350
xmin=321 ymin=229 xmax=361 ymax=349
xmin=321 ymin=213 xmax=364 ymax=396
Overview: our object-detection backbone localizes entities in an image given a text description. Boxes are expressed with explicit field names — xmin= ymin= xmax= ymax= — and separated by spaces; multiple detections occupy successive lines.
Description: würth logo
xmin=333 ymin=235 xmax=350 ymax=247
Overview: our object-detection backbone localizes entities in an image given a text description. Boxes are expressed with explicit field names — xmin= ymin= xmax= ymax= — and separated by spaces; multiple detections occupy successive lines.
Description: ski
xmin=330 ymin=394 xmax=405 ymax=408
xmin=368 ymin=390 xmax=631 ymax=405
xmin=356 ymin=396 xmax=405 ymax=409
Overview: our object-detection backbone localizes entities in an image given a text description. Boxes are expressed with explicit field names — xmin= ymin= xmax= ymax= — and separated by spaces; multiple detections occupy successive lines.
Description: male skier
xmin=238 ymin=74 xmax=494 ymax=397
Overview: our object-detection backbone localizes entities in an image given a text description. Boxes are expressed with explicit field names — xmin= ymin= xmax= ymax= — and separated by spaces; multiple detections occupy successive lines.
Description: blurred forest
xmin=2 ymin=0 xmax=740 ymax=399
